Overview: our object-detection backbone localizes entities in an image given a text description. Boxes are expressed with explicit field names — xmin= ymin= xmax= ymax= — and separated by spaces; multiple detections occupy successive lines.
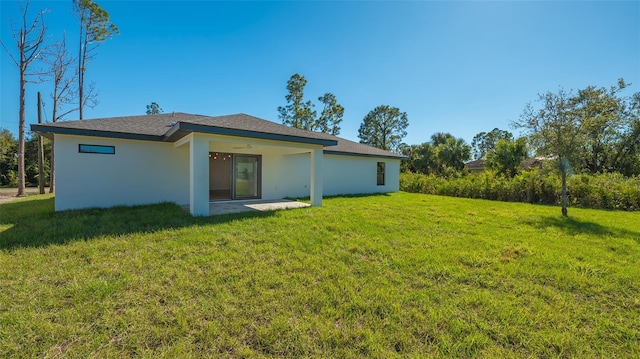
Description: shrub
xmin=400 ymin=171 xmax=640 ymax=211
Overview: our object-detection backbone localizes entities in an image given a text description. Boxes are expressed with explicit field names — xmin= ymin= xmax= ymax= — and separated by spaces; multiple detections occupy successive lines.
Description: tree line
xmin=513 ymin=79 xmax=640 ymax=215
xmin=406 ymin=80 xmax=639 ymax=215
xmin=277 ymin=73 xmax=409 ymax=152
xmin=0 ymin=129 xmax=51 ymax=188
xmin=1 ymin=0 xmax=117 ymax=195
xmin=278 ymin=75 xmax=639 ymax=215
xmin=276 ymin=74 xmax=527 ymax=177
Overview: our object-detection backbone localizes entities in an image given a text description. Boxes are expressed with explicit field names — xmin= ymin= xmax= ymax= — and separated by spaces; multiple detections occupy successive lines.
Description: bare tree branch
xmin=2 ymin=0 xmax=49 ymax=196
xmin=0 ymin=40 xmax=19 ymax=66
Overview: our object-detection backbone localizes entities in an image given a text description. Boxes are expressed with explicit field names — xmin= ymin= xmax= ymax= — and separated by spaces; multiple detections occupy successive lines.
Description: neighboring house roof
xmin=464 ymin=156 xmax=556 ymax=172
xmin=465 ymin=159 xmax=486 ymax=171
xmin=521 ymin=156 xmax=556 ymax=170
xmin=31 ymin=112 xmax=406 ymax=159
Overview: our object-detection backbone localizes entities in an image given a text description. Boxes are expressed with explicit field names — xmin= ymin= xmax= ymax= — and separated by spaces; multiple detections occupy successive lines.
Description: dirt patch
xmin=0 ymin=188 xmax=49 ymax=204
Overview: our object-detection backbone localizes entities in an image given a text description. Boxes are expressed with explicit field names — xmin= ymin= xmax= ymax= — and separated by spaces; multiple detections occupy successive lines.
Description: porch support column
xmin=310 ymin=147 xmax=323 ymax=207
xmin=189 ymin=133 xmax=209 ymax=216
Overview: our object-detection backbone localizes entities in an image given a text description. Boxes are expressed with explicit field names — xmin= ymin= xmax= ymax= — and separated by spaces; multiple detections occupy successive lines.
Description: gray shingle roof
xmin=464 ymin=159 xmax=486 ymax=170
xmin=31 ymin=112 xmax=405 ymax=159
xmin=323 ymin=135 xmax=406 ymax=159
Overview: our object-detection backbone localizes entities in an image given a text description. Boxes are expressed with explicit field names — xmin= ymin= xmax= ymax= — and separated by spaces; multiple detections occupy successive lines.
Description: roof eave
xmin=30 ymin=124 xmax=164 ymax=142
xmin=323 ymin=150 xmax=407 ymax=160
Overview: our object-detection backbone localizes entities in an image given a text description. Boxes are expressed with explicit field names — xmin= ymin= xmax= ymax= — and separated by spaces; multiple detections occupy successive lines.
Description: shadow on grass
xmin=287 ymin=192 xmax=392 ymax=202
xmin=524 ymin=215 xmax=640 ymax=241
xmin=0 ymin=197 xmax=278 ymax=251
xmin=327 ymin=192 xmax=392 ymax=199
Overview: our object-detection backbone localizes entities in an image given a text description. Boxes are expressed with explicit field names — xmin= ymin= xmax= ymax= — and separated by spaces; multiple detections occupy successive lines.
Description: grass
xmin=1 ymin=193 xmax=639 ymax=358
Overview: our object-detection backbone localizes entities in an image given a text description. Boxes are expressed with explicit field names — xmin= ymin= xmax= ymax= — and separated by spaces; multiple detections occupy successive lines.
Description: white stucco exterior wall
xmin=52 ymin=133 xmax=401 ymax=212
xmin=275 ymin=153 xmax=311 ymax=198
xmin=258 ymin=148 xmax=305 ymax=200
xmin=270 ymin=153 xmax=401 ymax=198
xmin=323 ymin=154 xmax=400 ymax=196
xmin=54 ymin=134 xmax=190 ymax=211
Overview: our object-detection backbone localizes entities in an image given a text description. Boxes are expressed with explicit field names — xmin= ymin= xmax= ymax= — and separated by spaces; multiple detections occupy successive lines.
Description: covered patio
xmin=174 ymin=132 xmax=328 ymax=216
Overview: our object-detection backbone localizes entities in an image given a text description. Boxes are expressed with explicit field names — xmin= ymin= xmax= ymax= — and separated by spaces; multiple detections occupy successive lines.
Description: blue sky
xmin=1 ymin=0 xmax=639 ymax=146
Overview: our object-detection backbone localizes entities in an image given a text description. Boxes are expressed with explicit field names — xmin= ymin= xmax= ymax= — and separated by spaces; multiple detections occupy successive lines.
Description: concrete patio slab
xmin=183 ymin=199 xmax=310 ymax=216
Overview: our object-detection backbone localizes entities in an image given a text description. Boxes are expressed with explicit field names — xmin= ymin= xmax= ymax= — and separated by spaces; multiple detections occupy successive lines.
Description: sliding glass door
xmin=233 ymin=155 xmax=261 ymax=199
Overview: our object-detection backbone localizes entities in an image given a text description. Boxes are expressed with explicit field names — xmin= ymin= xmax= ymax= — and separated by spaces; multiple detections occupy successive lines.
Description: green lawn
xmin=1 ymin=193 xmax=639 ymax=358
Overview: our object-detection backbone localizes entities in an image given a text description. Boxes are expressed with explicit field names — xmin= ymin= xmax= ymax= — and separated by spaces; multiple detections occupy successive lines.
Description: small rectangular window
xmin=377 ymin=162 xmax=385 ymax=186
xmin=79 ymin=144 xmax=115 ymax=154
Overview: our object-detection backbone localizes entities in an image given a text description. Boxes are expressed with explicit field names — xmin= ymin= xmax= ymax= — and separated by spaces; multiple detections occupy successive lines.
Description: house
xmin=465 ymin=156 xmax=554 ymax=174
xmin=31 ymin=113 xmax=405 ymax=216
xmin=521 ymin=156 xmax=555 ymax=170
xmin=465 ymin=159 xmax=486 ymax=173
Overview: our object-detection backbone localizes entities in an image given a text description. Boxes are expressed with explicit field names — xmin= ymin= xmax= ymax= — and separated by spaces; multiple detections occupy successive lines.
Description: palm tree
xmin=437 ymin=137 xmax=471 ymax=171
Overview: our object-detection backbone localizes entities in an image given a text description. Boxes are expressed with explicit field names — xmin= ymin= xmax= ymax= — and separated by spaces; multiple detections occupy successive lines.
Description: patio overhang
xmin=176 ymin=132 xmax=324 ymax=216
xmin=165 ymin=122 xmax=337 ymax=146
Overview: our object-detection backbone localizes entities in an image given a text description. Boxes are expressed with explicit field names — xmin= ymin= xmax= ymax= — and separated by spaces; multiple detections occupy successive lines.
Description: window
xmin=79 ymin=144 xmax=115 ymax=154
xmin=377 ymin=162 xmax=385 ymax=186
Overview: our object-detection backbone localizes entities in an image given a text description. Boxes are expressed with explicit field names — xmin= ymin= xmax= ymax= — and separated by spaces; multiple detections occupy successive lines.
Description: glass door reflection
xmin=233 ymin=155 xmax=261 ymax=199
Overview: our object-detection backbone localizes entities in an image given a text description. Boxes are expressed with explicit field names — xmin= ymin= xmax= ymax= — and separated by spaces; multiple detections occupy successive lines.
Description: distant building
xmin=465 ymin=156 xmax=555 ymax=174
xmin=521 ymin=156 xmax=557 ymax=170
xmin=465 ymin=159 xmax=486 ymax=173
